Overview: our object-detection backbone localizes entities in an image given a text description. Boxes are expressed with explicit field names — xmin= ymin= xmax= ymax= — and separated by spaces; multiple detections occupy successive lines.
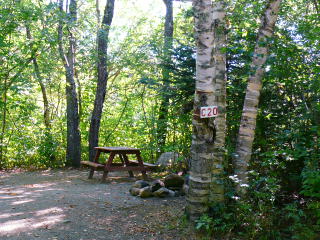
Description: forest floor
xmin=0 ymin=169 xmax=198 ymax=240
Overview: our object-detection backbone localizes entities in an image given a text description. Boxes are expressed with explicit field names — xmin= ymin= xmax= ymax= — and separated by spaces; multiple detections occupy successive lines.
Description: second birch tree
xmin=233 ymin=0 xmax=282 ymax=195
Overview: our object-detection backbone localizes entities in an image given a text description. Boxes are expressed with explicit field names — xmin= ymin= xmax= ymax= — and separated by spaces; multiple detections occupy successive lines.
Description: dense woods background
xmin=0 ymin=0 xmax=319 ymax=238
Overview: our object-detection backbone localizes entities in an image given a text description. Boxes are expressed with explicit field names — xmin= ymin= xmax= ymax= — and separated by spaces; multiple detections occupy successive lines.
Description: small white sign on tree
xmin=200 ymin=106 xmax=218 ymax=118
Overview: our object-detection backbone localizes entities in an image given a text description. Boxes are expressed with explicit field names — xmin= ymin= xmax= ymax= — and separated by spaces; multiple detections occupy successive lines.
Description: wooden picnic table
xmin=81 ymin=147 xmax=156 ymax=181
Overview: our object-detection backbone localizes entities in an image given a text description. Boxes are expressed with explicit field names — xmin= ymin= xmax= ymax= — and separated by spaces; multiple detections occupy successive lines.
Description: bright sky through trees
xmin=102 ymin=0 xmax=191 ymax=42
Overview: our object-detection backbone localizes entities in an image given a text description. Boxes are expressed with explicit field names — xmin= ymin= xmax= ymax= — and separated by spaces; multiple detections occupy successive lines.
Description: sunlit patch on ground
xmin=0 ymin=214 xmax=65 ymax=234
xmin=11 ymin=199 xmax=34 ymax=205
xmin=35 ymin=207 xmax=64 ymax=216
xmin=0 ymin=169 xmax=187 ymax=240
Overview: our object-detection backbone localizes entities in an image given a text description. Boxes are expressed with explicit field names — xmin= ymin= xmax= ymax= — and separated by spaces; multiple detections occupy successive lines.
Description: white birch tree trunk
xmin=234 ymin=0 xmax=282 ymax=195
xmin=187 ymin=0 xmax=215 ymax=221
xmin=210 ymin=0 xmax=227 ymax=203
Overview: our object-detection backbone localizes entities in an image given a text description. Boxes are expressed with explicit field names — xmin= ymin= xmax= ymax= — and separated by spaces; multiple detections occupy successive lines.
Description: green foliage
xmin=196 ymin=214 xmax=213 ymax=232
xmin=280 ymin=202 xmax=319 ymax=240
xmin=196 ymin=183 xmax=320 ymax=239
xmin=36 ymin=131 xmax=61 ymax=168
xmin=0 ymin=0 xmax=320 ymax=238
xmin=301 ymin=170 xmax=320 ymax=199
xmin=0 ymin=0 xmax=194 ymax=169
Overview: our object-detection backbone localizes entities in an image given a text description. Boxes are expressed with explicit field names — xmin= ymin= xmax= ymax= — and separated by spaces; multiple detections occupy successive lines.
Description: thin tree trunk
xmin=210 ymin=0 xmax=227 ymax=204
xmin=88 ymin=0 xmax=115 ymax=162
xmin=187 ymin=0 xmax=215 ymax=221
xmin=0 ymin=39 xmax=34 ymax=168
xmin=58 ymin=0 xmax=81 ymax=167
xmin=75 ymin=68 xmax=82 ymax=119
xmin=34 ymin=60 xmax=51 ymax=128
xmin=96 ymin=0 xmax=101 ymax=28
xmin=25 ymin=25 xmax=51 ymax=129
xmin=313 ymin=0 xmax=319 ymax=13
xmin=156 ymin=0 xmax=173 ymax=154
xmin=233 ymin=0 xmax=282 ymax=195
xmin=0 ymin=78 xmax=7 ymax=168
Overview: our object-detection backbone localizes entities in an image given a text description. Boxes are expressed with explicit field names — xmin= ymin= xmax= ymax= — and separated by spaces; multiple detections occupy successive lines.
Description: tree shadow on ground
xmin=0 ymin=169 xmax=192 ymax=240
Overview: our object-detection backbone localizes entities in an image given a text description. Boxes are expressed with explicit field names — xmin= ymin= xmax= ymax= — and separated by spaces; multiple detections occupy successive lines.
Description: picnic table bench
xmin=81 ymin=147 xmax=157 ymax=181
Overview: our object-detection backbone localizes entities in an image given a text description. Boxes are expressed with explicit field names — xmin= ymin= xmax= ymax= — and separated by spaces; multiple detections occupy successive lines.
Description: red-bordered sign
xmin=200 ymin=106 xmax=218 ymax=118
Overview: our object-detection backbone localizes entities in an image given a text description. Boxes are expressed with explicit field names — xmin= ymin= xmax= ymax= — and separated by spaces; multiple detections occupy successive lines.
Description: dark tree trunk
xmin=313 ymin=0 xmax=319 ymax=13
xmin=58 ymin=0 xmax=81 ymax=167
xmin=0 ymin=78 xmax=7 ymax=169
xmin=89 ymin=0 xmax=115 ymax=162
xmin=157 ymin=0 xmax=173 ymax=154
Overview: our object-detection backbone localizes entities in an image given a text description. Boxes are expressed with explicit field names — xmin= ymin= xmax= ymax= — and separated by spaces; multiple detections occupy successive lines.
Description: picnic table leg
xmin=136 ymin=152 xmax=147 ymax=180
xmin=122 ymin=154 xmax=134 ymax=178
xmin=119 ymin=154 xmax=125 ymax=165
xmin=102 ymin=152 xmax=115 ymax=182
xmin=89 ymin=150 xmax=101 ymax=179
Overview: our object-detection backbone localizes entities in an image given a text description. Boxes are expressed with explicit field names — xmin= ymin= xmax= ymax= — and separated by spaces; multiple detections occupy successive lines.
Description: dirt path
xmin=0 ymin=169 xmax=192 ymax=240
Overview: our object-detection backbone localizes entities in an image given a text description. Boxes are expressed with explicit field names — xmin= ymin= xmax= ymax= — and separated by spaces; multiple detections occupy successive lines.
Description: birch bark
xmin=187 ymin=0 xmax=215 ymax=221
xmin=234 ymin=0 xmax=282 ymax=195
xmin=210 ymin=0 xmax=227 ymax=203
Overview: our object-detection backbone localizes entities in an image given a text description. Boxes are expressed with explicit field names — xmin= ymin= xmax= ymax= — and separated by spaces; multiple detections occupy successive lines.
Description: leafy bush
xmin=301 ymin=170 xmax=320 ymax=199
xmin=195 ymin=175 xmax=320 ymax=239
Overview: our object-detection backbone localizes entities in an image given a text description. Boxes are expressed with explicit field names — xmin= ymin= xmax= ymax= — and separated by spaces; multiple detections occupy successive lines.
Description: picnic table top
xmin=94 ymin=147 xmax=141 ymax=152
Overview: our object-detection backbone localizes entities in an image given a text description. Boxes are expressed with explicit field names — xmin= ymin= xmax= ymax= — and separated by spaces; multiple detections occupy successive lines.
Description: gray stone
xmin=164 ymin=174 xmax=184 ymax=189
xmin=184 ymin=175 xmax=190 ymax=185
xmin=168 ymin=189 xmax=175 ymax=197
xmin=173 ymin=190 xmax=182 ymax=197
xmin=166 ymin=186 xmax=181 ymax=191
xmin=156 ymin=152 xmax=180 ymax=168
xmin=153 ymin=187 xmax=175 ymax=198
xmin=132 ymin=180 xmax=149 ymax=189
xmin=150 ymin=179 xmax=164 ymax=192
xmin=129 ymin=187 xmax=140 ymax=196
xmin=139 ymin=186 xmax=153 ymax=198
xmin=182 ymin=184 xmax=189 ymax=195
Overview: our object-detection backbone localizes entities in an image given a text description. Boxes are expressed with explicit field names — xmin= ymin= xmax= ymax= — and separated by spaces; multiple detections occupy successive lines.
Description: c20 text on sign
xmin=200 ymin=106 xmax=218 ymax=118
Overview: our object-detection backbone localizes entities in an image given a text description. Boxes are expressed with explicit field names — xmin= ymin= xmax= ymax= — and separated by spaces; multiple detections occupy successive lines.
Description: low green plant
xmin=193 ymin=173 xmax=320 ymax=240
xmin=301 ymin=170 xmax=320 ymax=199
xmin=196 ymin=214 xmax=213 ymax=232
